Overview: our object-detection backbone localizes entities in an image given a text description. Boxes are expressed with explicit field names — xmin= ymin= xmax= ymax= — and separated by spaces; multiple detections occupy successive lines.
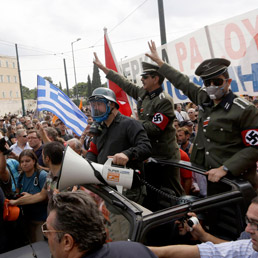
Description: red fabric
xmin=179 ymin=149 xmax=192 ymax=186
xmin=104 ymin=32 xmax=132 ymax=117
xmin=241 ymin=129 xmax=258 ymax=146
xmin=152 ymin=113 xmax=169 ymax=130
xmin=87 ymin=141 xmax=98 ymax=156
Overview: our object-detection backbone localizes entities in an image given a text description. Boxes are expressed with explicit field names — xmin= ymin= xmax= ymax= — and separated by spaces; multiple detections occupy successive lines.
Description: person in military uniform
xmin=145 ymin=40 xmax=258 ymax=192
xmin=93 ymin=53 xmax=184 ymax=211
xmin=86 ymin=87 xmax=152 ymax=204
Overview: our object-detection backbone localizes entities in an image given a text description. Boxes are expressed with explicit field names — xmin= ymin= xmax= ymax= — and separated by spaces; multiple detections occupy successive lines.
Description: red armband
xmin=152 ymin=113 xmax=169 ymax=130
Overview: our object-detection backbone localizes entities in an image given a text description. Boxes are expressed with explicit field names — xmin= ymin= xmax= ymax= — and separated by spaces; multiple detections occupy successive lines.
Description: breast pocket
xmin=210 ymin=124 xmax=233 ymax=144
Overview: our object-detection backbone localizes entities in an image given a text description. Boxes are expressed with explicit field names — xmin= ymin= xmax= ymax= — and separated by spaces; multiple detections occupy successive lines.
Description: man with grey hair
xmin=10 ymin=128 xmax=32 ymax=157
xmin=67 ymin=138 xmax=83 ymax=155
xmin=45 ymin=191 xmax=157 ymax=258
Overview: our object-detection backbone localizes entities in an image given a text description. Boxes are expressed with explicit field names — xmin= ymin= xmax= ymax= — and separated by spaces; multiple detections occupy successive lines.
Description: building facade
xmin=0 ymin=55 xmax=20 ymax=100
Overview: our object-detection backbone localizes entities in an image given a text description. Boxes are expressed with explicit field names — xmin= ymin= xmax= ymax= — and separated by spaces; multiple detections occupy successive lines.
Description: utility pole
xmin=63 ymin=58 xmax=70 ymax=97
xmin=157 ymin=0 xmax=169 ymax=63
xmin=15 ymin=44 xmax=25 ymax=116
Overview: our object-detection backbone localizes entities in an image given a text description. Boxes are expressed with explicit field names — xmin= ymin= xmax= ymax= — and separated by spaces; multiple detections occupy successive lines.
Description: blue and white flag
xmin=37 ymin=75 xmax=88 ymax=136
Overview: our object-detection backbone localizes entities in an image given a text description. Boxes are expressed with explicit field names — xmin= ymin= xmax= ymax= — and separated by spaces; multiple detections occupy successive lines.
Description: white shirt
xmin=175 ymin=110 xmax=189 ymax=122
xmin=198 ymin=239 xmax=258 ymax=258
xmin=10 ymin=142 xmax=32 ymax=156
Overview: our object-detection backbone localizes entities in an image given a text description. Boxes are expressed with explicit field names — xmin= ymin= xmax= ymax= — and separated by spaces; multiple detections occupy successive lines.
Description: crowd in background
xmin=0 ymin=95 xmax=257 ymax=253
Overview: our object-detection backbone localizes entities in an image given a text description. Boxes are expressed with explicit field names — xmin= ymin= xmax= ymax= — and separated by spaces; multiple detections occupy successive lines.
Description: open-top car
xmin=1 ymin=160 xmax=256 ymax=257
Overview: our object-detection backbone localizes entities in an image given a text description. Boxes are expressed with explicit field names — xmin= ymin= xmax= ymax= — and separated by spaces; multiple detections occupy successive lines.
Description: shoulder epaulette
xmin=159 ymin=92 xmax=166 ymax=99
xmin=233 ymin=97 xmax=250 ymax=109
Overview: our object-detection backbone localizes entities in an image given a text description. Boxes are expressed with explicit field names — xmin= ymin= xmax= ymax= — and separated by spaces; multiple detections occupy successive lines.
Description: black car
xmin=1 ymin=160 xmax=256 ymax=257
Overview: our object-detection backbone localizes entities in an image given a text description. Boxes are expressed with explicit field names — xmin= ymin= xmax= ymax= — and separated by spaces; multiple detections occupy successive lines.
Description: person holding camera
xmin=86 ymin=87 xmax=152 ymax=204
xmin=149 ymin=196 xmax=258 ymax=258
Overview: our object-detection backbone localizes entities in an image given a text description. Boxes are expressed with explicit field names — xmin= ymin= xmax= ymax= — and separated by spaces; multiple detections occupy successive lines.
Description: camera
xmin=187 ymin=216 xmax=199 ymax=231
xmin=0 ymin=138 xmax=12 ymax=155
xmin=89 ymin=121 xmax=103 ymax=136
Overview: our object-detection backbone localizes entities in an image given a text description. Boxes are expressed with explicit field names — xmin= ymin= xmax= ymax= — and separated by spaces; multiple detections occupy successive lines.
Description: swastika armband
xmin=152 ymin=113 xmax=169 ymax=130
xmin=241 ymin=129 xmax=258 ymax=146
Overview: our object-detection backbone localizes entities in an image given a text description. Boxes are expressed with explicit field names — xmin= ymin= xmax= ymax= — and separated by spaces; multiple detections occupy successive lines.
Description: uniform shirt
xmin=159 ymin=63 xmax=258 ymax=187
xmin=198 ymin=239 xmax=258 ymax=258
xmin=84 ymin=241 xmax=157 ymax=258
xmin=106 ymin=70 xmax=180 ymax=160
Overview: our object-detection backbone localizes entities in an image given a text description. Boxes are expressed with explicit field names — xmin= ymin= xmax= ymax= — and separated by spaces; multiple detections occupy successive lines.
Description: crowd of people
xmin=0 ymin=40 xmax=258 ymax=257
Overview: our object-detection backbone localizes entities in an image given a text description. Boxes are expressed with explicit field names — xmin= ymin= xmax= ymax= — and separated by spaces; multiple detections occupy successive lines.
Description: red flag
xmin=104 ymin=29 xmax=132 ymax=117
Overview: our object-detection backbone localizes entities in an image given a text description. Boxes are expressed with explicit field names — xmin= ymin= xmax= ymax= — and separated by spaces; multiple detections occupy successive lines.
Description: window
xmin=14 ymin=76 xmax=17 ymax=83
xmin=0 ymin=60 xmax=1 ymax=67
xmin=6 ymin=61 xmax=8 ymax=68
xmin=12 ymin=62 xmax=15 ymax=68
xmin=0 ymin=75 xmax=3 ymax=83
xmin=7 ymin=75 xmax=10 ymax=83
xmin=2 ymin=92 xmax=5 ymax=98
xmin=16 ymin=92 xmax=19 ymax=98
xmin=9 ymin=91 xmax=12 ymax=97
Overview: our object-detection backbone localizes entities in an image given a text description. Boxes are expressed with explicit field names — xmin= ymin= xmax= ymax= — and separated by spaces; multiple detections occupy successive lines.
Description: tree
xmin=43 ymin=76 xmax=53 ymax=84
xmin=21 ymin=86 xmax=37 ymax=100
xmin=58 ymin=82 xmax=62 ymax=91
xmin=87 ymin=75 xmax=92 ymax=97
xmin=92 ymin=63 xmax=102 ymax=91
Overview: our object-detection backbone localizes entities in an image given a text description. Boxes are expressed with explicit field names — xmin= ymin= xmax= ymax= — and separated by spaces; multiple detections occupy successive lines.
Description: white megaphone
xmin=57 ymin=146 xmax=134 ymax=191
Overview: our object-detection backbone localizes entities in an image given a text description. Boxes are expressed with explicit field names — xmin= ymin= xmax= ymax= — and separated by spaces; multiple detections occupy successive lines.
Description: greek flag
xmin=37 ymin=75 xmax=88 ymax=136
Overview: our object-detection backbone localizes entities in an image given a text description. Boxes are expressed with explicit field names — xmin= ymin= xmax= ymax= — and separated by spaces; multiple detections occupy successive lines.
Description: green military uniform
xmin=158 ymin=63 xmax=258 ymax=188
xmin=106 ymin=70 xmax=184 ymax=201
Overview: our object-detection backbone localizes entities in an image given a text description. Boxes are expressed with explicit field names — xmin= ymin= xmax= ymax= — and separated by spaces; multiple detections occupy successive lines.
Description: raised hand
xmin=145 ymin=40 xmax=164 ymax=66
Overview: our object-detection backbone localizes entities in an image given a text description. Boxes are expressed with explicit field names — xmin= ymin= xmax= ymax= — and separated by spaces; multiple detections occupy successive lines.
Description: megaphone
xmin=57 ymin=146 xmax=134 ymax=191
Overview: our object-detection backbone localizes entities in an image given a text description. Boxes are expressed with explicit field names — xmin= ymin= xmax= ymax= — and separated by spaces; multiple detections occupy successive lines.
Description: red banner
xmin=104 ymin=30 xmax=132 ymax=117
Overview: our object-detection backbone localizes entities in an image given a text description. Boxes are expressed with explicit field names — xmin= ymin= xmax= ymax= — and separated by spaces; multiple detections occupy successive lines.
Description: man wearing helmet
xmin=86 ymin=87 xmax=152 ymax=203
xmin=93 ymin=53 xmax=184 ymax=211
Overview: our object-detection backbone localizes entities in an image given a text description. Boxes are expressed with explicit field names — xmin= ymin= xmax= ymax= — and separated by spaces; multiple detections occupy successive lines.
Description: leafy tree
xmin=43 ymin=76 xmax=53 ymax=84
xmin=92 ymin=63 xmax=102 ymax=91
xmin=21 ymin=86 xmax=37 ymax=100
xmin=58 ymin=82 xmax=62 ymax=91
xmin=87 ymin=75 xmax=92 ymax=97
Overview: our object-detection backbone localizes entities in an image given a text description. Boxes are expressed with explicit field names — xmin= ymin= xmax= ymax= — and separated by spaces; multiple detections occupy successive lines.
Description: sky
xmin=0 ymin=0 xmax=257 ymax=90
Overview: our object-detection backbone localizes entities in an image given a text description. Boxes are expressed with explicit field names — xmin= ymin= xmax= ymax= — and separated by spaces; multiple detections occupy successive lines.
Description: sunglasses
xmin=203 ymin=78 xmax=228 ymax=87
xmin=22 ymin=135 xmax=28 ymax=138
xmin=27 ymin=127 xmax=34 ymax=130
xmin=41 ymin=222 xmax=65 ymax=238
xmin=141 ymin=74 xmax=154 ymax=80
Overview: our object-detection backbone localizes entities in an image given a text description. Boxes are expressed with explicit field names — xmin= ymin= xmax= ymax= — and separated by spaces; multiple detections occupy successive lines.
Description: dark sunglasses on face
xmin=203 ymin=78 xmax=228 ymax=87
xmin=142 ymin=74 xmax=154 ymax=80
xmin=22 ymin=135 xmax=28 ymax=138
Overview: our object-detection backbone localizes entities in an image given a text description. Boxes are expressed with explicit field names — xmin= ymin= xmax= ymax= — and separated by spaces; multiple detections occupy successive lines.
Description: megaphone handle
xmin=105 ymin=157 xmax=126 ymax=169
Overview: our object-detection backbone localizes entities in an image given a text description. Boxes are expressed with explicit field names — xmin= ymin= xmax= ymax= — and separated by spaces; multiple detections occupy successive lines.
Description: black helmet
xmin=89 ymin=87 xmax=119 ymax=108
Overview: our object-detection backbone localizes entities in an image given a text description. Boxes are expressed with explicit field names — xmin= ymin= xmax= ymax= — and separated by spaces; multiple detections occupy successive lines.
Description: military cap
xmin=141 ymin=62 xmax=160 ymax=75
xmin=195 ymin=58 xmax=231 ymax=80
